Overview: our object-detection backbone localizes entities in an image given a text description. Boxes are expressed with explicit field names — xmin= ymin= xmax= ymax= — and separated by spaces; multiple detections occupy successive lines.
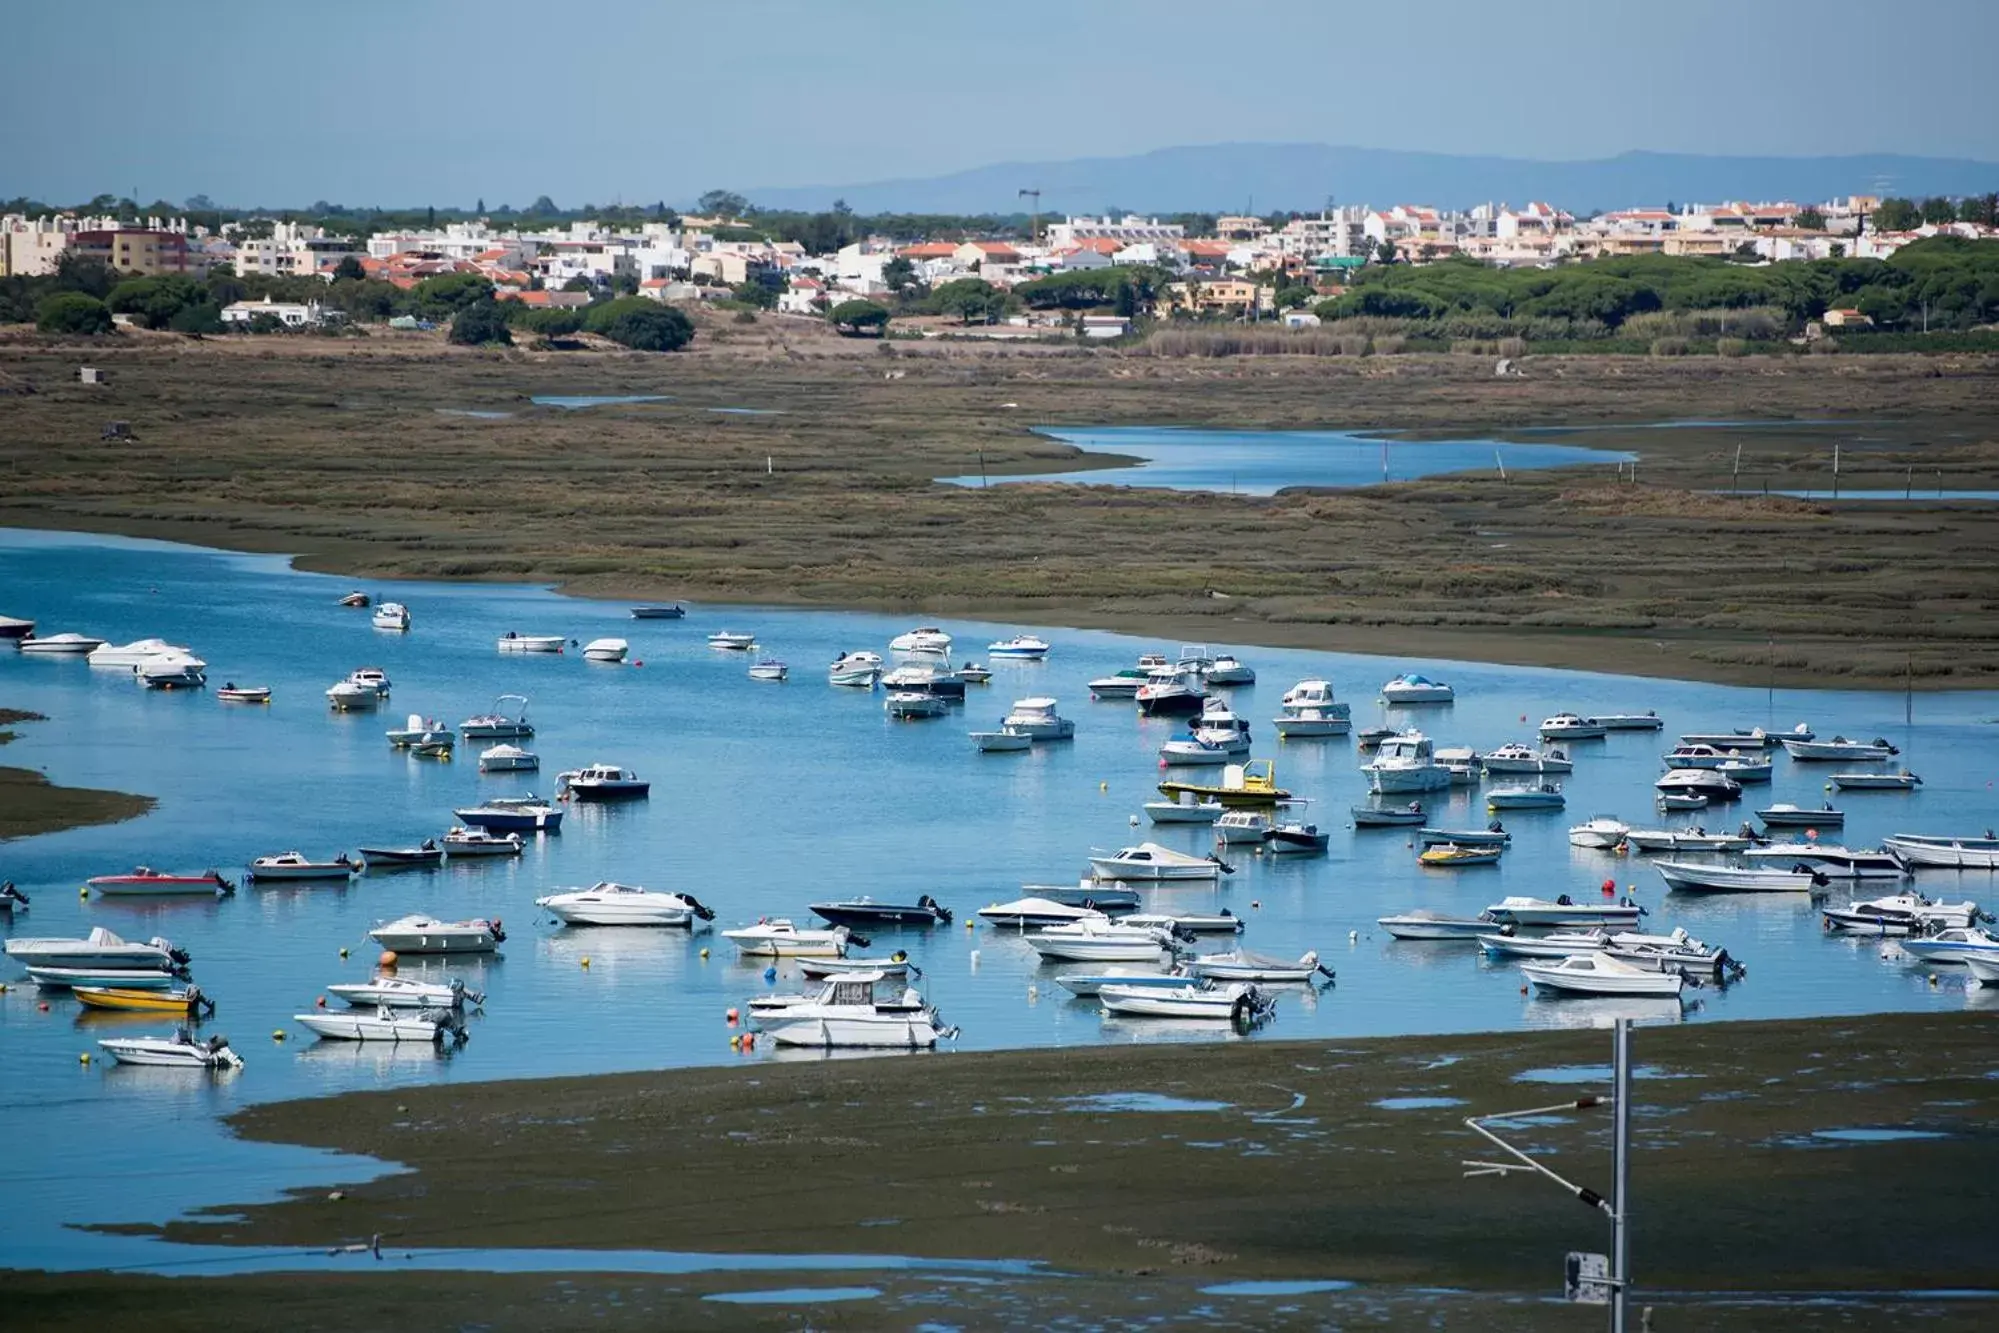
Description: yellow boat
xmin=1418 ymin=843 xmax=1504 ymax=868
xmin=1157 ymin=759 xmax=1291 ymax=809
xmin=72 ymin=985 xmax=214 ymax=1015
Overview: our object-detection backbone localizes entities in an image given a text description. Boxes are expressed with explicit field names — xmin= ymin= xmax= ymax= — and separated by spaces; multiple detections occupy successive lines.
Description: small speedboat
xmin=1087 ymin=842 xmax=1229 ymax=881
xmin=881 ymin=662 xmax=966 ymax=699
xmin=460 ymin=695 xmax=534 ymax=740
xmin=1419 ymin=843 xmax=1503 ymax=868
xmin=1539 ymin=713 xmax=1606 ymax=740
xmin=1966 ymin=956 xmax=1999 ymax=986
xmin=1522 ymin=954 xmax=1685 ymax=999
xmin=1026 ymin=918 xmax=1178 ymax=963
xmin=556 ymin=763 xmax=650 ymax=800
xmin=1832 ymin=771 xmax=1923 ymax=791
xmin=5 ymin=927 xmax=188 ymax=972
xmin=956 ymin=662 xmax=992 ymax=684
xmin=1714 ymin=758 xmax=1773 ymax=784
xmin=140 ymin=656 xmax=207 ymax=689
xmin=368 ymin=915 xmax=505 ymax=954
xmin=1352 ymin=802 xmax=1427 ymax=827
xmin=1595 ymin=712 xmax=1664 ymax=731
xmin=1782 ymin=735 xmax=1897 ymax=762
xmin=722 ymin=919 xmax=853 ymax=958
xmin=1654 ymin=861 xmax=1828 ymax=893
xmin=987 ymin=634 xmax=1051 ymax=660
xmin=1088 ymin=654 xmax=1170 ymax=699
xmin=453 ymin=795 xmax=563 ymax=832
xmin=1656 ymin=768 xmax=1742 ymax=801
xmin=88 ymin=638 xmax=188 ymax=668
xmin=1001 ymin=696 xmax=1075 ymax=740
xmin=1377 ymin=910 xmax=1493 ymax=940
xmin=1100 ymin=982 xmax=1275 ymax=1022
xmin=1204 ymin=654 xmax=1255 ymax=686
xmin=1742 ymin=843 xmax=1906 ymax=880
xmin=497 ymin=632 xmax=565 ymax=653
xmin=326 ymin=680 xmax=380 ymax=711
xmin=1185 ymin=948 xmax=1333 ymax=984
xmin=1056 ymin=967 xmax=1188 ymax=997
xmin=797 ymin=953 xmax=917 ymax=980
xmin=885 ymin=691 xmax=948 ymax=719
xmin=1898 ymin=927 xmax=1999 ymax=966
xmin=247 ymin=852 xmax=355 ymax=882
xmin=1481 ymin=742 xmax=1573 ymax=776
xmin=87 ymin=867 xmax=235 ymax=897
xmin=1757 ymin=802 xmax=1843 ymax=829
xmin=1682 ymin=723 xmax=1813 ymax=750
xmin=977 ymin=896 xmax=1111 ymax=929
xmin=326 ymin=975 xmax=480 ymax=1009
xmin=810 ymin=895 xmax=952 ymax=928
xmin=1418 ymin=824 xmax=1511 ymax=848
xmin=19 ymin=632 xmax=105 ymax=655
xmin=371 ymin=602 xmax=412 ymax=632
xmin=1657 ymin=791 xmax=1709 ymax=812
xmin=1144 ymin=797 xmax=1225 ymax=825
xmin=74 ymin=984 xmax=215 ymax=1016
xmin=1884 ymin=834 xmax=1999 ymax=870
xmin=477 ymin=743 xmax=539 ymax=773
xmin=296 ymin=1004 xmax=465 ymax=1043
xmin=630 ymin=604 xmax=685 ymax=619
xmin=28 ymin=965 xmax=187 ymax=989
xmin=1568 ymin=817 xmax=1631 ymax=850
xmin=1124 ymin=910 xmax=1244 ymax=935
xmin=972 ymin=726 xmax=1033 ymax=752
xmin=828 ymin=651 xmax=884 ymax=688
xmin=215 ymin=683 xmax=272 ymax=703
xmin=537 ymin=882 xmax=715 ymax=927
xmin=889 ymin=626 xmax=953 ymax=655
xmin=707 ymin=630 xmax=758 ymax=650
xmin=98 ymin=1029 xmax=244 ymax=1069
xmin=1624 ymin=826 xmax=1754 ymax=853
xmin=386 ymin=714 xmax=456 ymax=748
xmin=1214 ymin=809 xmax=1274 ymax=844
xmin=748 ymin=657 xmax=789 ymax=681
xmin=0 ymin=881 xmax=27 ymax=914
xmin=358 ymin=841 xmax=444 ymax=870
xmin=582 ymin=638 xmax=630 ymax=663
xmin=1487 ymin=783 xmax=1566 ymax=811
xmin=1380 ymin=673 xmax=1454 ymax=704
xmin=1486 ymin=896 xmax=1645 ymax=930
xmin=1265 ymin=822 xmax=1330 ymax=855
xmin=338 ymin=591 xmax=371 ymax=608
xmin=1822 ymin=892 xmax=1981 ymax=936
xmin=440 ymin=826 xmax=524 ymax=857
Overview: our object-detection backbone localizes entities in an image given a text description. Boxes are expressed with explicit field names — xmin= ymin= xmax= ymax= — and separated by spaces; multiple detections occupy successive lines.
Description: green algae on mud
xmin=0 ymin=708 xmax=156 ymax=840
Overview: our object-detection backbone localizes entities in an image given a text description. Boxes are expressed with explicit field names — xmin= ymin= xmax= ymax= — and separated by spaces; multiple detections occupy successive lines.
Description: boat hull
xmin=1522 ymin=965 xmax=1684 ymax=998
xmin=1655 ymin=862 xmax=1823 ymax=893
xmin=27 ymin=966 xmax=184 ymax=989
xmin=296 ymin=1014 xmax=449 ymax=1042
xmin=759 ymin=1013 xmax=944 ymax=1048
xmin=368 ymin=929 xmax=498 ymax=954
xmin=72 ymin=987 xmax=205 ymax=1013
xmin=1379 ymin=916 xmax=1490 ymax=940
xmin=1885 ymin=836 xmax=1999 ymax=870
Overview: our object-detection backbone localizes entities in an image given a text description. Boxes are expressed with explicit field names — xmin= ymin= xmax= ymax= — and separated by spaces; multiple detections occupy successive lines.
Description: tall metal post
xmin=1611 ymin=1018 xmax=1631 ymax=1333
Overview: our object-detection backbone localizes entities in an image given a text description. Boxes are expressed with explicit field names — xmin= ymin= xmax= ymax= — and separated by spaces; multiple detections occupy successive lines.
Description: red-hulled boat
xmin=86 ymin=868 xmax=237 ymax=897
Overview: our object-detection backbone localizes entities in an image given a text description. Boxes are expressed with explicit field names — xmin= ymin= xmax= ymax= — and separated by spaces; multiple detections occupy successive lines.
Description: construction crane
xmin=1019 ymin=187 xmax=1041 ymax=246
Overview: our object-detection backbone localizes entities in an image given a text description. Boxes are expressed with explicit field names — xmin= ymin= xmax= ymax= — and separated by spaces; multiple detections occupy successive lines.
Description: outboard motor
xmin=0 ymin=881 xmax=26 ymax=907
xmin=683 ymin=894 xmax=717 ymax=922
xmin=489 ymin=918 xmax=506 ymax=943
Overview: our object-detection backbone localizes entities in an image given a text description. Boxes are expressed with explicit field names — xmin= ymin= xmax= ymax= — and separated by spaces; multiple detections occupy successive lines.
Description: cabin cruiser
xmin=371 ymin=602 xmax=411 ymax=631
xmin=828 ymin=651 xmax=884 ymax=687
xmin=1363 ymin=732 xmax=1451 ymax=793
xmin=326 ymin=974 xmax=481 ymax=1009
xmin=1781 ymin=734 xmax=1897 ymax=762
xmin=582 ymin=637 xmax=629 ymax=663
xmin=1214 ymin=809 xmax=1275 ymax=843
xmin=1135 ymin=667 xmax=1206 ymax=717
xmin=1435 ymin=745 xmax=1482 ymax=785
xmin=86 ymin=867 xmax=235 ymax=897
xmin=1203 ymin=653 xmax=1255 ymax=686
xmin=556 ymin=764 xmax=650 ymax=800
xmin=1087 ymin=842 xmax=1229 ymax=881
xmin=97 ymin=1029 xmax=245 ymax=1070
xmin=1742 ymin=843 xmax=1906 ymax=880
xmin=1568 ymin=817 xmax=1631 ymax=850
xmin=453 ymin=795 xmax=562 ymax=832
xmin=248 ymin=851 xmax=356 ymax=882
xmin=1822 ymin=892 xmax=1982 ymax=936
xmin=537 ymin=882 xmax=715 ymax=927
xmin=87 ymin=638 xmax=189 ymax=668
xmin=296 ymin=1004 xmax=465 ymax=1043
xmin=1522 ymin=954 xmax=1686 ymax=1000
xmin=1481 ymin=742 xmax=1573 ymax=776
xmin=987 ymin=634 xmax=1051 ymax=660
xmin=497 ymin=632 xmax=565 ymax=653
xmin=1271 ymin=679 xmax=1351 ymax=737
xmin=752 ymin=972 xmax=954 ymax=1048
xmin=1485 ymin=896 xmax=1646 ymax=930
xmin=141 ymin=655 xmax=207 ymax=689
xmin=1656 ymin=768 xmax=1742 ymax=801
xmin=5 ymin=927 xmax=189 ymax=973
xmin=722 ymin=919 xmax=852 ymax=958
xmin=1487 ymin=782 xmax=1566 ymax=810
xmin=1026 ymin=917 xmax=1181 ymax=963
xmin=440 ymin=826 xmax=524 ymax=856
xmin=19 ymin=632 xmax=105 ymax=655
xmin=1000 ymin=696 xmax=1075 ymax=740
xmin=1654 ymin=861 xmax=1829 ymax=893
xmin=889 ymin=626 xmax=953 ymax=655
xmin=809 ymin=895 xmax=952 ymax=928
xmin=1380 ymin=673 xmax=1454 ymax=704
xmin=477 ymin=743 xmax=539 ymax=773
xmin=886 ymin=691 xmax=950 ymax=719
xmin=1377 ymin=910 xmax=1495 ymax=940
xmin=1884 ymin=833 xmax=1999 ymax=870
xmin=1756 ymin=802 xmax=1842 ymax=828
xmin=1539 ymin=713 xmax=1606 ymax=740
xmin=1088 ymin=653 xmax=1170 ymax=699
xmin=368 ymin=915 xmax=505 ymax=954
xmin=387 ymin=714 xmax=456 ymax=748
xmin=880 ymin=661 xmax=966 ymax=699
xmin=460 ymin=695 xmax=535 ymax=739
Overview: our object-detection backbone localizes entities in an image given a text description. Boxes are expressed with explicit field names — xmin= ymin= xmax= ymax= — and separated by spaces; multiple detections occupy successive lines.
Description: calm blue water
xmin=937 ymin=427 xmax=1634 ymax=494
xmin=3 ymin=527 xmax=1998 ymax=1273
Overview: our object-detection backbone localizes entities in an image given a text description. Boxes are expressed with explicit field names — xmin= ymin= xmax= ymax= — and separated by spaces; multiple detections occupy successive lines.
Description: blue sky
xmin=8 ymin=0 xmax=1996 ymax=209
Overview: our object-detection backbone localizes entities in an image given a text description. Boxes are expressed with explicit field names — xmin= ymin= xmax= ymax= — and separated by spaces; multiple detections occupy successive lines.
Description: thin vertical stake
xmin=1611 ymin=1019 xmax=1631 ymax=1333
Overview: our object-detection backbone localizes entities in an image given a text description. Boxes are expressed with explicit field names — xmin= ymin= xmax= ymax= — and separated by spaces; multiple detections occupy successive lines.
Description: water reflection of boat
xmin=1523 ymin=995 xmax=1688 ymax=1030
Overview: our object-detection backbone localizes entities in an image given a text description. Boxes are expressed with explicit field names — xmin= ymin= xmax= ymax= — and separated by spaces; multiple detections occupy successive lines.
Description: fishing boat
xmin=1481 ymin=742 xmax=1573 ymax=776
xmin=86 ymin=867 xmax=235 ymax=897
xmin=1419 ymin=843 xmax=1504 ymax=868
xmin=296 ymin=1005 xmax=465 ymax=1043
xmin=73 ymin=984 xmax=215 ymax=1016
xmin=1654 ymin=861 xmax=1828 ymax=893
xmin=722 ymin=919 xmax=853 ymax=958
xmin=497 ymin=632 xmax=565 ymax=653
xmin=809 ymin=895 xmax=952 ymax=928
xmin=752 ymin=973 xmax=954 ymax=1048
xmin=325 ymin=975 xmax=481 ymax=1009
xmin=386 ymin=714 xmax=456 ymax=748
xmin=248 ymin=851 xmax=356 ymax=882
xmin=1055 ymin=967 xmax=1189 ymax=997
xmin=1380 ymin=673 xmax=1454 ymax=704
xmin=828 ymin=651 xmax=884 ymax=687
xmin=1363 ymin=732 xmax=1451 ymax=794
xmin=459 ymin=695 xmax=534 ymax=740
xmin=1352 ymin=802 xmax=1427 ymax=827
xmin=537 ymin=883 xmax=716 ymax=927
xmin=371 ymin=602 xmax=411 ymax=631
xmin=1595 ymin=712 xmax=1665 ymax=731
xmin=215 ymin=683 xmax=272 ymax=703
xmin=440 ymin=826 xmax=524 ymax=857
xmin=1884 ymin=833 xmax=1999 ymax=870
xmin=98 ymin=1030 xmax=244 ymax=1070
xmin=885 ymin=690 xmax=949 ymax=719
xmin=1214 ymin=809 xmax=1275 ymax=844
xmin=368 ymin=915 xmax=505 ymax=954
xmin=1418 ymin=824 xmax=1511 ymax=847
xmin=1899 ymin=927 xmax=1999 ymax=966
xmin=1184 ymin=948 xmax=1333 ymax=984
xmin=1088 ymin=654 xmax=1170 ymax=699
xmin=19 ymin=632 xmax=105 ymax=655
xmin=1487 ymin=782 xmax=1566 ymax=811
xmin=1521 ymin=954 xmax=1686 ymax=999
xmin=1485 ymin=896 xmax=1645 ymax=930
xmin=1204 ymin=654 xmax=1255 ymax=686
xmin=1100 ymin=982 xmax=1275 ymax=1023
xmin=1265 ymin=822 xmax=1330 ymax=855
xmin=1144 ymin=796 xmax=1226 ymax=825
xmin=453 ymin=795 xmax=563 ymax=832
xmin=1568 ymin=817 xmax=1631 ymax=850
xmin=971 ymin=725 xmax=1033 ymax=752
xmin=1742 ymin=843 xmax=1906 ymax=880
xmin=1756 ymin=802 xmax=1843 ymax=829
xmin=1001 ymin=697 xmax=1075 ymax=740
xmin=630 ymin=604 xmax=685 ymax=619
xmin=357 ymin=840 xmax=444 ymax=870
xmin=1158 ymin=759 xmax=1289 ymax=809
xmin=556 ymin=763 xmax=650 ymax=800
xmin=87 ymin=638 xmax=189 ymax=668
xmin=1377 ymin=910 xmax=1493 ymax=940
xmin=1271 ymin=679 xmax=1351 ymax=737
xmin=987 ymin=634 xmax=1051 ymax=660
xmin=1539 ymin=713 xmax=1607 ymax=740
xmin=707 ymin=630 xmax=758 ymax=650
xmin=477 ymin=743 xmax=539 ymax=773
xmin=976 ymin=897 xmax=1110 ymax=929
xmin=748 ymin=657 xmax=788 ymax=681
xmin=1782 ymin=735 xmax=1898 ymax=762
xmin=1656 ymin=768 xmax=1742 ymax=801
xmin=1624 ymin=827 xmax=1756 ymax=854
xmin=1601 ymin=927 xmax=1742 ymax=979
xmin=5 ymin=927 xmax=188 ymax=972
xmin=1086 ymin=842 xmax=1229 ymax=881
xmin=582 ymin=637 xmax=629 ymax=663
xmin=889 ymin=626 xmax=953 ymax=655
xmin=1027 ymin=918 xmax=1180 ymax=963
xmin=1135 ymin=667 xmax=1207 ymax=717
xmin=1821 ymin=892 xmax=1982 ymax=936
xmin=1832 ymin=771 xmax=1923 ymax=791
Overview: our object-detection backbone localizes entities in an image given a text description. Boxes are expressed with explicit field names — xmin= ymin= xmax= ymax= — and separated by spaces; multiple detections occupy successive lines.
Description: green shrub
xmin=36 ymin=292 xmax=113 ymax=334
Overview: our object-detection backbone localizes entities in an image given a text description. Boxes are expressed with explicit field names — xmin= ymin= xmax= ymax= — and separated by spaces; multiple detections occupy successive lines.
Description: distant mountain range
xmin=742 ymin=143 xmax=1998 ymax=216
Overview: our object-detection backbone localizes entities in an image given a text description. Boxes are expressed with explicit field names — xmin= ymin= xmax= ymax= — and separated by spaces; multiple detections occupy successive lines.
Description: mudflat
xmin=3 ymin=336 xmax=1998 ymax=687
xmin=0 ymin=707 xmax=155 ymax=840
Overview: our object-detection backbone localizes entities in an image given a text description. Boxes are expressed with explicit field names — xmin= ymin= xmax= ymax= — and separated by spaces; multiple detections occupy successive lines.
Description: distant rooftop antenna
xmin=1018 ymin=187 xmax=1042 ymax=245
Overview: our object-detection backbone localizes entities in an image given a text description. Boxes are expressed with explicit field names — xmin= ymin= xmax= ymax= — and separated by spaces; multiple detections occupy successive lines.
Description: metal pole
xmin=1611 ymin=1018 xmax=1631 ymax=1333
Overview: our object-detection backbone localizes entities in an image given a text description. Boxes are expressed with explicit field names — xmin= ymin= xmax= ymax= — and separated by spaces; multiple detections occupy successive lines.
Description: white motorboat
xmin=880 ymin=662 xmax=966 ymax=699
xmin=889 ymin=626 xmax=952 ymax=655
xmin=1088 ymin=653 xmax=1170 ymax=699
xmin=1599 ymin=927 xmax=1741 ymax=978
xmin=0 ymin=614 xmax=34 ymax=639
xmin=1884 ymin=833 xmax=1999 ymax=870
xmin=1100 ymin=981 xmax=1274 ymax=1022
xmin=1124 ymin=910 xmax=1244 ymax=935
xmin=707 ymin=630 xmax=758 ymax=651
xmin=1144 ymin=796 xmax=1225 ymax=825
xmin=5 ymin=927 xmax=188 ymax=972
xmin=27 ymin=964 xmax=186 ymax=989
xmin=248 ymin=851 xmax=356 ymax=882
xmin=752 ymin=973 xmax=953 ymax=1048
xmin=1899 ymin=927 xmax=1999 ymax=966
xmin=1185 ymin=948 xmax=1331 ymax=983
xmin=1265 ymin=821 xmax=1330 ymax=855
xmin=1478 ymin=931 xmax=1608 ymax=960
xmin=1966 ymin=956 xmax=1999 ymax=986
xmin=1380 ymin=673 xmax=1454 ymax=704
xmin=1001 ymin=696 xmax=1074 ymax=740
xmin=1157 ymin=734 xmax=1245 ymax=767
xmin=1027 ymin=918 xmax=1178 ymax=963
xmin=748 ymin=657 xmax=788 ymax=681
xmin=955 ymin=662 xmax=988 ymax=684
xmin=1522 ymin=954 xmax=1686 ymax=999
xmin=1654 ymin=860 xmax=1827 ymax=893
xmin=326 ymin=975 xmax=480 ymax=1009
xmin=886 ymin=690 xmax=949 ymax=719
xmin=1481 ymin=742 xmax=1573 ymax=776
xmin=98 ymin=1030 xmax=244 ymax=1070
xmin=1377 ymin=911 xmax=1493 ymax=940
xmin=1271 ymin=679 xmax=1350 ymax=737
xmin=368 ymin=915 xmax=505 ymax=953
xmin=357 ymin=841 xmax=444 ymax=870
xmin=19 ymin=632 xmax=105 ymax=655
xmin=971 ymin=725 xmax=1033 ymax=752
xmin=1782 ymin=735 xmax=1897 ymax=762
xmin=1742 ymin=843 xmax=1906 ymax=880
xmin=1087 ymin=842 xmax=1227 ymax=881
xmin=1595 ymin=712 xmax=1665 ymax=731
xmin=215 ymin=684 xmax=272 ymax=703
xmin=326 ymin=680 xmax=380 ymax=711
xmin=453 ymin=795 xmax=563 ymax=832
xmin=828 ymin=651 xmax=884 ymax=687
xmin=536 ymin=882 xmax=715 ymax=927
xmin=988 ymin=634 xmax=1051 ymax=660
xmin=1539 ymin=713 xmax=1606 ymax=740
xmin=1660 ymin=743 xmax=1747 ymax=770
xmin=1757 ymin=802 xmax=1842 ymax=828
xmin=1657 ymin=791 xmax=1709 ymax=812
xmin=386 ymin=714 xmax=456 ymax=749
xmin=1135 ymin=667 xmax=1207 ymax=717
xmin=338 ymin=591 xmax=370 ymax=608
xmin=1624 ymin=826 xmax=1755 ymax=854
xmin=497 ymin=632 xmax=565 ymax=653
xmin=1486 ymin=896 xmax=1645 ymax=929
xmin=1204 ymin=654 xmax=1255 ymax=686
xmin=1680 ymin=723 xmax=1812 ymax=750
xmin=1656 ymin=768 xmax=1742 ymax=800
xmin=1418 ymin=824 xmax=1512 ymax=848
xmin=296 ymin=1004 xmax=464 ymax=1043
xmin=1568 ymin=817 xmax=1631 ymax=850
xmin=140 ymin=655 xmax=207 ymax=689
xmin=440 ymin=826 xmax=524 ymax=856
xmin=1353 ymin=802 xmax=1428 ymax=827
xmin=1364 ymin=732 xmax=1451 ymax=794
xmin=1214 ymin=809 xmax=1274 ymax=844
xmin=460 ymin=695 xmax=534 ymax=740
xmin=977 ymin=897 xmax=1112 ymax=928
xmin=1822 ymin=893 xmax=1982 ymax=935
xmin=86 ymin=867 xmax=235 ymax=897
xmin=557 ymin=763 xmax=650 ymax=800
xmin=1832 ymin=770 xmax=1922 ymax=791
xmin=1715 ymin=757 xmax=1773 ymax=784
xmin=1055 ymin=967 xmax=1189 ymax=997
xmin=87 ymin=638 xmax=188 ymax=668
xmin=478 ymin=743 xmax=539 ymax=773
xmin=1487 ymin=782 xmax=1566 ymax=811
xmin=371 ymin=602 xmax=411 ymax=631
xmin=582 ymin=637 xmax=629 ymax=663
xmin=722 ymin=919 xmax=851 ymax=958
xmin=797 ymin=954 xmax=917 ymax=980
